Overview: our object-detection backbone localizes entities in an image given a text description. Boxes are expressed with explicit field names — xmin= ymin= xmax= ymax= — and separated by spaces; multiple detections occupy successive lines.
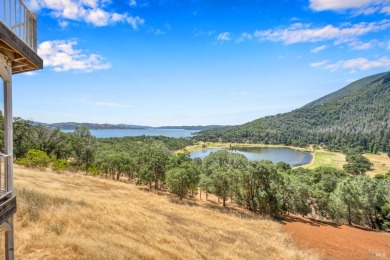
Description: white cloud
xmin=193 ymin=29 xmax=216 ymax=37
xmin=95 ymin=102 xmax=130 ymax=107
xmin=383 ymin=5 xmax=390 ymax=14
xmin=252 ymin=20 xmax=390 ymax=45
xmin=236 ymin=32 xmax=253 ymax=43
xmin=26 ymin=0 xmax=144 ymax=28
xmin=38 ymin=40 xmax=111 ymax=72
xmin=312 ymin=56 xmax=390 ymax=71
xmin=59 ymin=20 xmax=69 ymax=28
xmin=348 ymin=40 xmax=375 ymax=50
xmin=309 ymin=0 xmax=390 ymax=16
xmin=216 ymin=32 xmax=231 ymax=41
xmin=310 ymin=60 xmax=329 ymax=68
xmin=310 ymin=0 xmax=374 ymax=11
xmin=24 ymin=71 xmax=37 ymax=76
xmin=154 ymin=29 xmax=166 ymax=35
xmin=126 ymin=16 xmax=144 ymax=30
xmin=129 ymin=0 xmax=136 ymax=7
xmin=310 ymin=45 xmax=327 ymax=53
xmin=387 ymin=41 xmax=390 ymax=49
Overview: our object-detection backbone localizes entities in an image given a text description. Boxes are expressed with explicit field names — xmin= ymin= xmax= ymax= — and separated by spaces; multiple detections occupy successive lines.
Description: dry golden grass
xmin=364 ymin=153 xmax=390 ymax=177
xmin=3 ymin=165 xmax=319 ymax=260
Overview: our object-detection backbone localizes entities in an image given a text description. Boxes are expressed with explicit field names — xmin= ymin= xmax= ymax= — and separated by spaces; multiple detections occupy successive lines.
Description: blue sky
xmin=11 ymin=0 xmax=390 ymax=126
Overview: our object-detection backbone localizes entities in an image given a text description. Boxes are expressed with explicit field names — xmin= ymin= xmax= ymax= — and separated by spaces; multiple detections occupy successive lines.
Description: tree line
xmin=11 ymin=119 xmax=390 ymax=230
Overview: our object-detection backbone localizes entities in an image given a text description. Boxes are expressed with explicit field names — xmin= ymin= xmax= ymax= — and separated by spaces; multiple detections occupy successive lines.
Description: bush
xmin=86 ymin=165 xmax=100 ymax=175
xmin=51 ymin=159 xmax=70 ymax=172
xmin=16 ymin=149 xmax=50 ymax=168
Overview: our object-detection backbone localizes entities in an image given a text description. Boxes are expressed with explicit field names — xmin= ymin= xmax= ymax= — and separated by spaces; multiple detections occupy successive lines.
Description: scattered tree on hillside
xmin=343 ymin=153 xmax=373 ymax=175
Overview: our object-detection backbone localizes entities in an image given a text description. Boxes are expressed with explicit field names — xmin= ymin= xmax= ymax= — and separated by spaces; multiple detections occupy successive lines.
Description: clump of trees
xmin=343 ymin=152 xmax=373 ymax=175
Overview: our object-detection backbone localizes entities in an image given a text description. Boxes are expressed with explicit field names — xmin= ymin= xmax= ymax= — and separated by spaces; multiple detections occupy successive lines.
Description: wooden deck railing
xmin=0 ymin=153 xmax=12 ymax=201
xmin=0 ymin=0 xmax=37 ymax=52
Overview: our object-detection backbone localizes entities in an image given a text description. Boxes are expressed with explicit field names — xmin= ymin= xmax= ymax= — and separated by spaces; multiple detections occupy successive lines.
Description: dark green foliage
xmin=202 ymin=150 xmax=248 ymax=207
xmin=343 ymin=153 xmax=373 ymax=175
xmin=71 ymin=126 xmax=97 ymax=171
xmin=166 ymin=166 xmax=198 ymax=200
xmin=99 ymin=136 xmax=193 ymax=151
xmin=328 ymin=176 xmax=390 ymax=228
xmin=235 ymin=160 xmax=283 ymax=218
xmin=16 ymin=149 xmax=51 ymax=168
xmin=137 ymin=143 xmax=172 ymax=189
xmin=13 ymin=118 xmax=70 ymax=159
xmin=196 ymin=72 xmax=390 ymax=153
xmin=382 ymin=203 xmax=390 ymax=230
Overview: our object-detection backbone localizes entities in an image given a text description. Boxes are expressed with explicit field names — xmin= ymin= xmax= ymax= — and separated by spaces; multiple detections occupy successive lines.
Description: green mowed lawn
xmin=302 ymin=150 xmax=346 ymax=170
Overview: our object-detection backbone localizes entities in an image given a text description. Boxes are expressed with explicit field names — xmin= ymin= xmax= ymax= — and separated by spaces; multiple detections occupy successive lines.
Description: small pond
xmin=190 ymin=147 xmax=312 ymax=167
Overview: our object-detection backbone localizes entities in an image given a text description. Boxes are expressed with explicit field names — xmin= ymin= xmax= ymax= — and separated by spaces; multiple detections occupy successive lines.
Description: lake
xmin=62 ymin=128 xmax=198 ymax=138
xmin=190 ymin=147 xmax=313 ymax=167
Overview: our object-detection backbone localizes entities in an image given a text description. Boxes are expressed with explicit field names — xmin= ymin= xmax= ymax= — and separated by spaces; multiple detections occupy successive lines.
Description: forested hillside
xmin=197 ymin=72 xmax=390 ymax=152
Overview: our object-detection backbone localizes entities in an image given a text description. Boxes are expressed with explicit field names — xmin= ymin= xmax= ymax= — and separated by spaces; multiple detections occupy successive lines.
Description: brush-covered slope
xmin=12 ymin=165 xmax=316 ymax=259
xmin=197 ymin=72 xmax=390 ymax=152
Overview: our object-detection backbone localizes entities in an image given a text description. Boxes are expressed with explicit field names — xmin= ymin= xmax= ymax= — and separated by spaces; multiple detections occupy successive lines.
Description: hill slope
xmin=12 ymin=165 xmax=315 ymax=259
xmin=197 ymin=71 xmax=390 ymax=152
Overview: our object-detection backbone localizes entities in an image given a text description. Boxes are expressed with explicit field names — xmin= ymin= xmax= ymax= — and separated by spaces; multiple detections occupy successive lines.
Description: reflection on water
xmin=190 ymin=147 xmax=312 ymax=167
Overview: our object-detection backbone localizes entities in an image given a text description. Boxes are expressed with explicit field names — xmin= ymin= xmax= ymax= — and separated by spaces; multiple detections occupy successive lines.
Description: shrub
xmin=86 ymin=165 xmax=100 ymax=175
xmin=52 ymin=159 xmax=70 ymax=172
xmin=16 ymin=149 xmax=50 ymax=168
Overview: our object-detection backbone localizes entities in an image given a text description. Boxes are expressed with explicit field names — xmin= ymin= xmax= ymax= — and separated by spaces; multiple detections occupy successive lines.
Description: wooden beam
xmin=0 ymin=22 xmax=42 ymax=74
xmin=0 ymin=197 xmax=16 ymax=225
xmin=0 ymin=45 xmax=14 ymax=52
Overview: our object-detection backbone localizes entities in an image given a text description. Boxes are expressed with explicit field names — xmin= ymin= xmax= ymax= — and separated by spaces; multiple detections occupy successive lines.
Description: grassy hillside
xmin=197 ymin=71 xmax=390 ymax=152
xmin=9 ymin=165 xmax=316 ymax=259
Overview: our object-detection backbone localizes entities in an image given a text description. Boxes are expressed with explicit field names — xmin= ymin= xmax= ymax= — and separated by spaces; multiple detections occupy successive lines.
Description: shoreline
xmin=180 ymin=142 xmax=316 ymax=167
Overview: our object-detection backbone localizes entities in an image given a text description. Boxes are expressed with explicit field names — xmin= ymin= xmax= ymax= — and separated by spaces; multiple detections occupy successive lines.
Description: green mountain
xmin=197 ymin=71 xmax=390 ymax=153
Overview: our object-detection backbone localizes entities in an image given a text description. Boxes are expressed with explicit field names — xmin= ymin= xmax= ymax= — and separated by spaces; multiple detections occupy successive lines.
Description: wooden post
xmin=0 ymin=54 xmax=14 ymax=260
xmin=4 ymin=75 xmax=14 ymax=260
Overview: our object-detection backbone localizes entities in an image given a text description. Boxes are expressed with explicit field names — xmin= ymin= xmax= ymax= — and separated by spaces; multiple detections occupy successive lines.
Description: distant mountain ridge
xmin=304 ymin=72 xmax=388 ymax=108
xmin=197 ymin=71 xmax=390 ymax=153
xmin=35 ymin=122 xmax=225 ymax=131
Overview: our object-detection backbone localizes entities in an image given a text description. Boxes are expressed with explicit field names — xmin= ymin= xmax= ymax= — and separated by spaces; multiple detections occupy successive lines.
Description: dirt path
xmin=282 ymin=216 xmax=390 ymax=259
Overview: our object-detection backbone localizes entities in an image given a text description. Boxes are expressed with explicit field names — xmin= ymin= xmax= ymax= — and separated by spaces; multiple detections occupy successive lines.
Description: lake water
xmin=62 ymin=129 xmax=198 ymax=138
xmin=190 ymin=147 xmax=313 ymax=167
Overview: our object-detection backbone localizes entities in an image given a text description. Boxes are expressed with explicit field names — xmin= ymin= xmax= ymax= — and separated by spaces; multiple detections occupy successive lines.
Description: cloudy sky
xmin=10 ymin=0 xmax=390 ymax=126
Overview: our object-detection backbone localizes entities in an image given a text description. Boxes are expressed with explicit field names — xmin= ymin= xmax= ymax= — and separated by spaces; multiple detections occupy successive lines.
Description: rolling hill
xmin=13 ymin=165 xmax=316 ymax=259
xmin=197 ymin=71 xmax=390 ymax=152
